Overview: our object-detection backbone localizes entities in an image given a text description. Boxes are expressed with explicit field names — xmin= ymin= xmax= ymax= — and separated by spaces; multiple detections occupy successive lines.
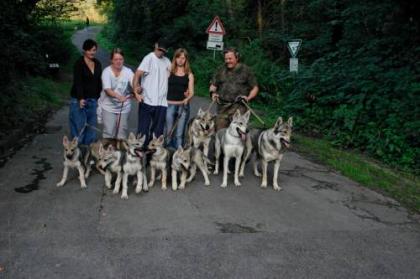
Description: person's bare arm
xmin=133 ymin=69 xmax=144 ymax=102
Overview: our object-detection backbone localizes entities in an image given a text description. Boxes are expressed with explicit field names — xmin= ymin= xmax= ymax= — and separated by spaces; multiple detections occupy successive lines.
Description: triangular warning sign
xmin=206 ymin=16 xmax=226 ymax=35
xmin=287 ymin=40 xmax=302 ymax=57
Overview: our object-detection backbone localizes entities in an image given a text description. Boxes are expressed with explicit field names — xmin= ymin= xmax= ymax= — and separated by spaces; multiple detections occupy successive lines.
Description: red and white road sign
xmin=206 ymin=16 xmax=226 ymax=35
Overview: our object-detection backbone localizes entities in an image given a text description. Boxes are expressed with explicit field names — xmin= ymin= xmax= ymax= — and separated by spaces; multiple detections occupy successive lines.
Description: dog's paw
xmin=273 ymin=185 xmax=283 ymax=191
xmin=213 ymin=170 xmax=219 ymax=175
xmin=148 ymin=182 xmax=154 ymax=188
xmin=234 ymin=180 xmax=241 ymax=186
xmin=112 ymin=189 xmax=119 ymax=195
xmin=161 ymin=186 xmax=167 ymax=191
xmin=105 ymin=184 xmax=112 ymax=189
xmin=254 ymin=171 xmax=261 ymax=177
xmin=179 ymin=185 xmax=185 ymax=190
xmin=239 ymin=172 xmax=244 ymax=177
xmin=81 ymin=184 xmax=87 ymax=189
xmin=260 ymin=183 xmax=267 ymax=188
xmin=121 ymin=194 xmax=128 ymax=200
xmin=56 ymin=181 xmax=65 ymax=187
xmin=135 ymin=187 xmax=142 ymax=194
xmin=220 ymin=183 xmax=227 ymax=188
xmin=204 ymin=181 xmax=211 ymax=186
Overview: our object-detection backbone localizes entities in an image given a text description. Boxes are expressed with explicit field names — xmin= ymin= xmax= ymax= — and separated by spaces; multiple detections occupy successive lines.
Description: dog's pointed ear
xmin=71 ymin=137 xmax=79 ymax=145
xmin=243 ymin=110 xmax=251 ymax=122
xmin=287 ymin=117 xmax=293 ymax=127
xmin=107 ymin=144 xmax=114 ymax=152
xmin=177 ymin=145 xmax=183 ymax=152
xmin=138 ymin=134 xmax=146 ymax=142
xmin=157 ymin=135 xmax=164 ymax=144
xmin=197 ymin=108 xmax=204 ymax=116
xmin=152 ymin=133 xmax=157 ymax=140
xmin=274 ymin=117 xmax=283 ymax=129
xmin=128 ymin=132 xmax=136 ymax=140
xmin=99 ymin=143 xmax=104 ymax=155
xmin=63 ymin=135 xmax=69 ymax=146
xmin=233 ymin=109 xmax=241 ymax=120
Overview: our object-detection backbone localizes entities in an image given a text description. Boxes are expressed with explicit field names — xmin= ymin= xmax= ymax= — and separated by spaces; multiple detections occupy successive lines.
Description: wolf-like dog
xmin=171 ymin=146 xmax=191 ymax=191
xmin=120 ymin=133 xmax=147 ymax=199
xmin=97 ymin=143 xmax=123 ymax=194
xmin=246 ymin=117 xmax=293 ymax=191
xmin=147 ymin=134 xmax=169 ymax=190
xmin=186 ymin=146 xmax=211 ymax=186
xmin=84 ymin=138 xmax=127 ymax=178
xmin=57 ymin=136 xmax=87 ymax=188
xmin=213 ymin=109 xmax=251 ymax=187
xmin=187 ymin=108 xmax=215 ymax=159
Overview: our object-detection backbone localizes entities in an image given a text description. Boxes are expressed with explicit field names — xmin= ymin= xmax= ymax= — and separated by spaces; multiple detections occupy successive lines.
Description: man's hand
xmin=134 ymin=86 xmax=142 ymax=95
xmin=236 ymin=95 xmax=249 ymax=103
xmin=211 ymin=93 xmax=219 ymax=102
xmin=79 ymin=99 xmax=86 ymax=108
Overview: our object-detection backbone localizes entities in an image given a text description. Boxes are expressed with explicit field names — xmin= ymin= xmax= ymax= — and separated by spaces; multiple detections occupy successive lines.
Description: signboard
xmin=206 ymin=16 xmax=226 ymax=35
xmin=207 ymin=41 xmax=224 ymax=51
xmin=287 ymin=40 xmax=302 ymax=58
xmin=208 ymin=33 xmax=223 ymax=42
xmin=290 ymin=58 xmax=298 ymax=72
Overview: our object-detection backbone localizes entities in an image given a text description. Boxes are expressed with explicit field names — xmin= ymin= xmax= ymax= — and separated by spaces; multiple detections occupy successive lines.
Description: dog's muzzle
xmin=236 ymin=128 xmax=248 ymax=141
xmin=280 ymin=138 xmax=290 ymax=148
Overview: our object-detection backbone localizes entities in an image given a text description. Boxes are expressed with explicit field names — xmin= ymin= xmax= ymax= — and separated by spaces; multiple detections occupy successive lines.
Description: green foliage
xmin=103 ymin=0 xmax=419 ymax=174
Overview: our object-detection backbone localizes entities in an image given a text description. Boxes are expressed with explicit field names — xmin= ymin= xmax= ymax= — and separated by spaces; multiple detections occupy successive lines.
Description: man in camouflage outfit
xmin=209 ymin=47 xmax=259 ymax=130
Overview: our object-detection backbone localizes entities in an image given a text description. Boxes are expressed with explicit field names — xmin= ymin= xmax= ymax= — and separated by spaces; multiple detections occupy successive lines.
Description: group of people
xmin=70 ymin=38 xmax=259 ymax=149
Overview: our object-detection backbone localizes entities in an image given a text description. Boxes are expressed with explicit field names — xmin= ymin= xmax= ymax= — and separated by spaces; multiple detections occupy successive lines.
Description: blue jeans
xmin=165 ymin=103 xmax=190 ymax=149
xmin=69 ymin=98 xmax=97 ymax=145
xmin=137 ymin=102 xmax=167 ymax=146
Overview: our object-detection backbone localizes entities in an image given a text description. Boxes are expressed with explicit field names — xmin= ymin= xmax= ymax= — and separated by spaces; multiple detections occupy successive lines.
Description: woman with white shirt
xmin=99 ymin=48 xmax=134 ymax=139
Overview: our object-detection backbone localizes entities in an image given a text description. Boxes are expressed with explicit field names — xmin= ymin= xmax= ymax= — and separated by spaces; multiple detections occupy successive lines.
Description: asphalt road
xmin=0 ymin=27 xmax=419 ymax=279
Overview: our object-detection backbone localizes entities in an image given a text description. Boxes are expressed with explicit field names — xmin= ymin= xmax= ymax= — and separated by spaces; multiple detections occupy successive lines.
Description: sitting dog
xmin=120 ymin=133 xmax=147 ymax=199
xmin=214 ymin=109 xmax=251 ymax=187
xmin=147 ymin=134 xmax=169 ymax=190
xmin=57 ymin=136 xmax=87 ymax=188
xmin=187 ymin=108 xmax=215 ymax=161
xmin=245 ymin=117 xmax=293 ymax=191
xmin=171 ymin=146 xmax=191 ymax=191
xmin=97 ymin=143 xmax=123 ymax=194
xmin=84 ymin=138 xmax=127 ymax=179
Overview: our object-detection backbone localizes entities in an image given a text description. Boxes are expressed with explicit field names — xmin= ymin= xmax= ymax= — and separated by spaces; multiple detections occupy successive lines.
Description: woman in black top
xmin=69 ymin=39 xmax=102 ymax=145
xmin=165 ymin=48 xmax=194 ymax=148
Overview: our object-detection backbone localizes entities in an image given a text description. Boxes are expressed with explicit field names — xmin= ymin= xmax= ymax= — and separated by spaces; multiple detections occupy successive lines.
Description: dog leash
xmin=167 ymin=104 xmax=188 ymax=139
xmin=240 ymin=99 xmax=266 ymax=127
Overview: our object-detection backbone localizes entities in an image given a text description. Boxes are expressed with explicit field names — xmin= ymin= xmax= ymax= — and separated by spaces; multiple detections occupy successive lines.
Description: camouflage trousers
xmin=215 ymin=102 xmax=247 ymax=130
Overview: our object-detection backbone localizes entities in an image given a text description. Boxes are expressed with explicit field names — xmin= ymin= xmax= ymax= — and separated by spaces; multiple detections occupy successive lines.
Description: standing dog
xmin=171 ymin=146 xmax=191 ymax=191
xmin=214 ymin=110 xmax=251 ymax=187
xmin=120 ymin=133 xmax=147 ymax=199
xmin=246 ymin=117 xmax=293 ymax=191
xmin=187 ymin=108 xmax=215 ymax=159
xmin=57 ymin=136 xmax=87 ymax=188
xmin=147 ymin=134 xmax=169 ymax=190
xmin=186 ymin=146 xmax=211 ymax=186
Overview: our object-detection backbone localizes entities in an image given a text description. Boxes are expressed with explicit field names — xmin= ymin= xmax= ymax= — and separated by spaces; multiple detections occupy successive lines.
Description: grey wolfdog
xmin=171 ymin=146 xmax=191 ymax=191
xmin=97 ymin=143 xmax=123 ymax=195
xmin=244 ymin=117 xmax=293 ymax=191
xmin=147 ymin=134 xmax=169 ymax=190
xmin=214 ymin=109 xmax=251 ymax=187
xmin=57 ymin=136 xmax=87 ymax=188
xmin=186 ymin=108 xmax=215 ymax=160
xmin=120 ymin=132 xmax=147 ymax=199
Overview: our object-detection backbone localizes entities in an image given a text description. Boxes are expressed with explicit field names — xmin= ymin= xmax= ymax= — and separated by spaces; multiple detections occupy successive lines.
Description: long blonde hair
xmin=170 ymin=48 xmax=192 ymax=75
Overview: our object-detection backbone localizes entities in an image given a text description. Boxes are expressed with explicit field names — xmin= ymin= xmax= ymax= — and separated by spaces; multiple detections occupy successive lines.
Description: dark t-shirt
xmin=70 ymin=56 xmax=102 ymax=100
xmin=211 ymin=63 xmax=257 ymax=102
xmin=167 ymin=74 xmax=189 ymax=101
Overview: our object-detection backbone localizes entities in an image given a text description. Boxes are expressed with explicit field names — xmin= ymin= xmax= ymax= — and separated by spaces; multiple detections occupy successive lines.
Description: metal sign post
xmin=287 ymin=39 xmax=302 ymax=73
xmin=206 ymin=16 xmax=226 ymax=60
